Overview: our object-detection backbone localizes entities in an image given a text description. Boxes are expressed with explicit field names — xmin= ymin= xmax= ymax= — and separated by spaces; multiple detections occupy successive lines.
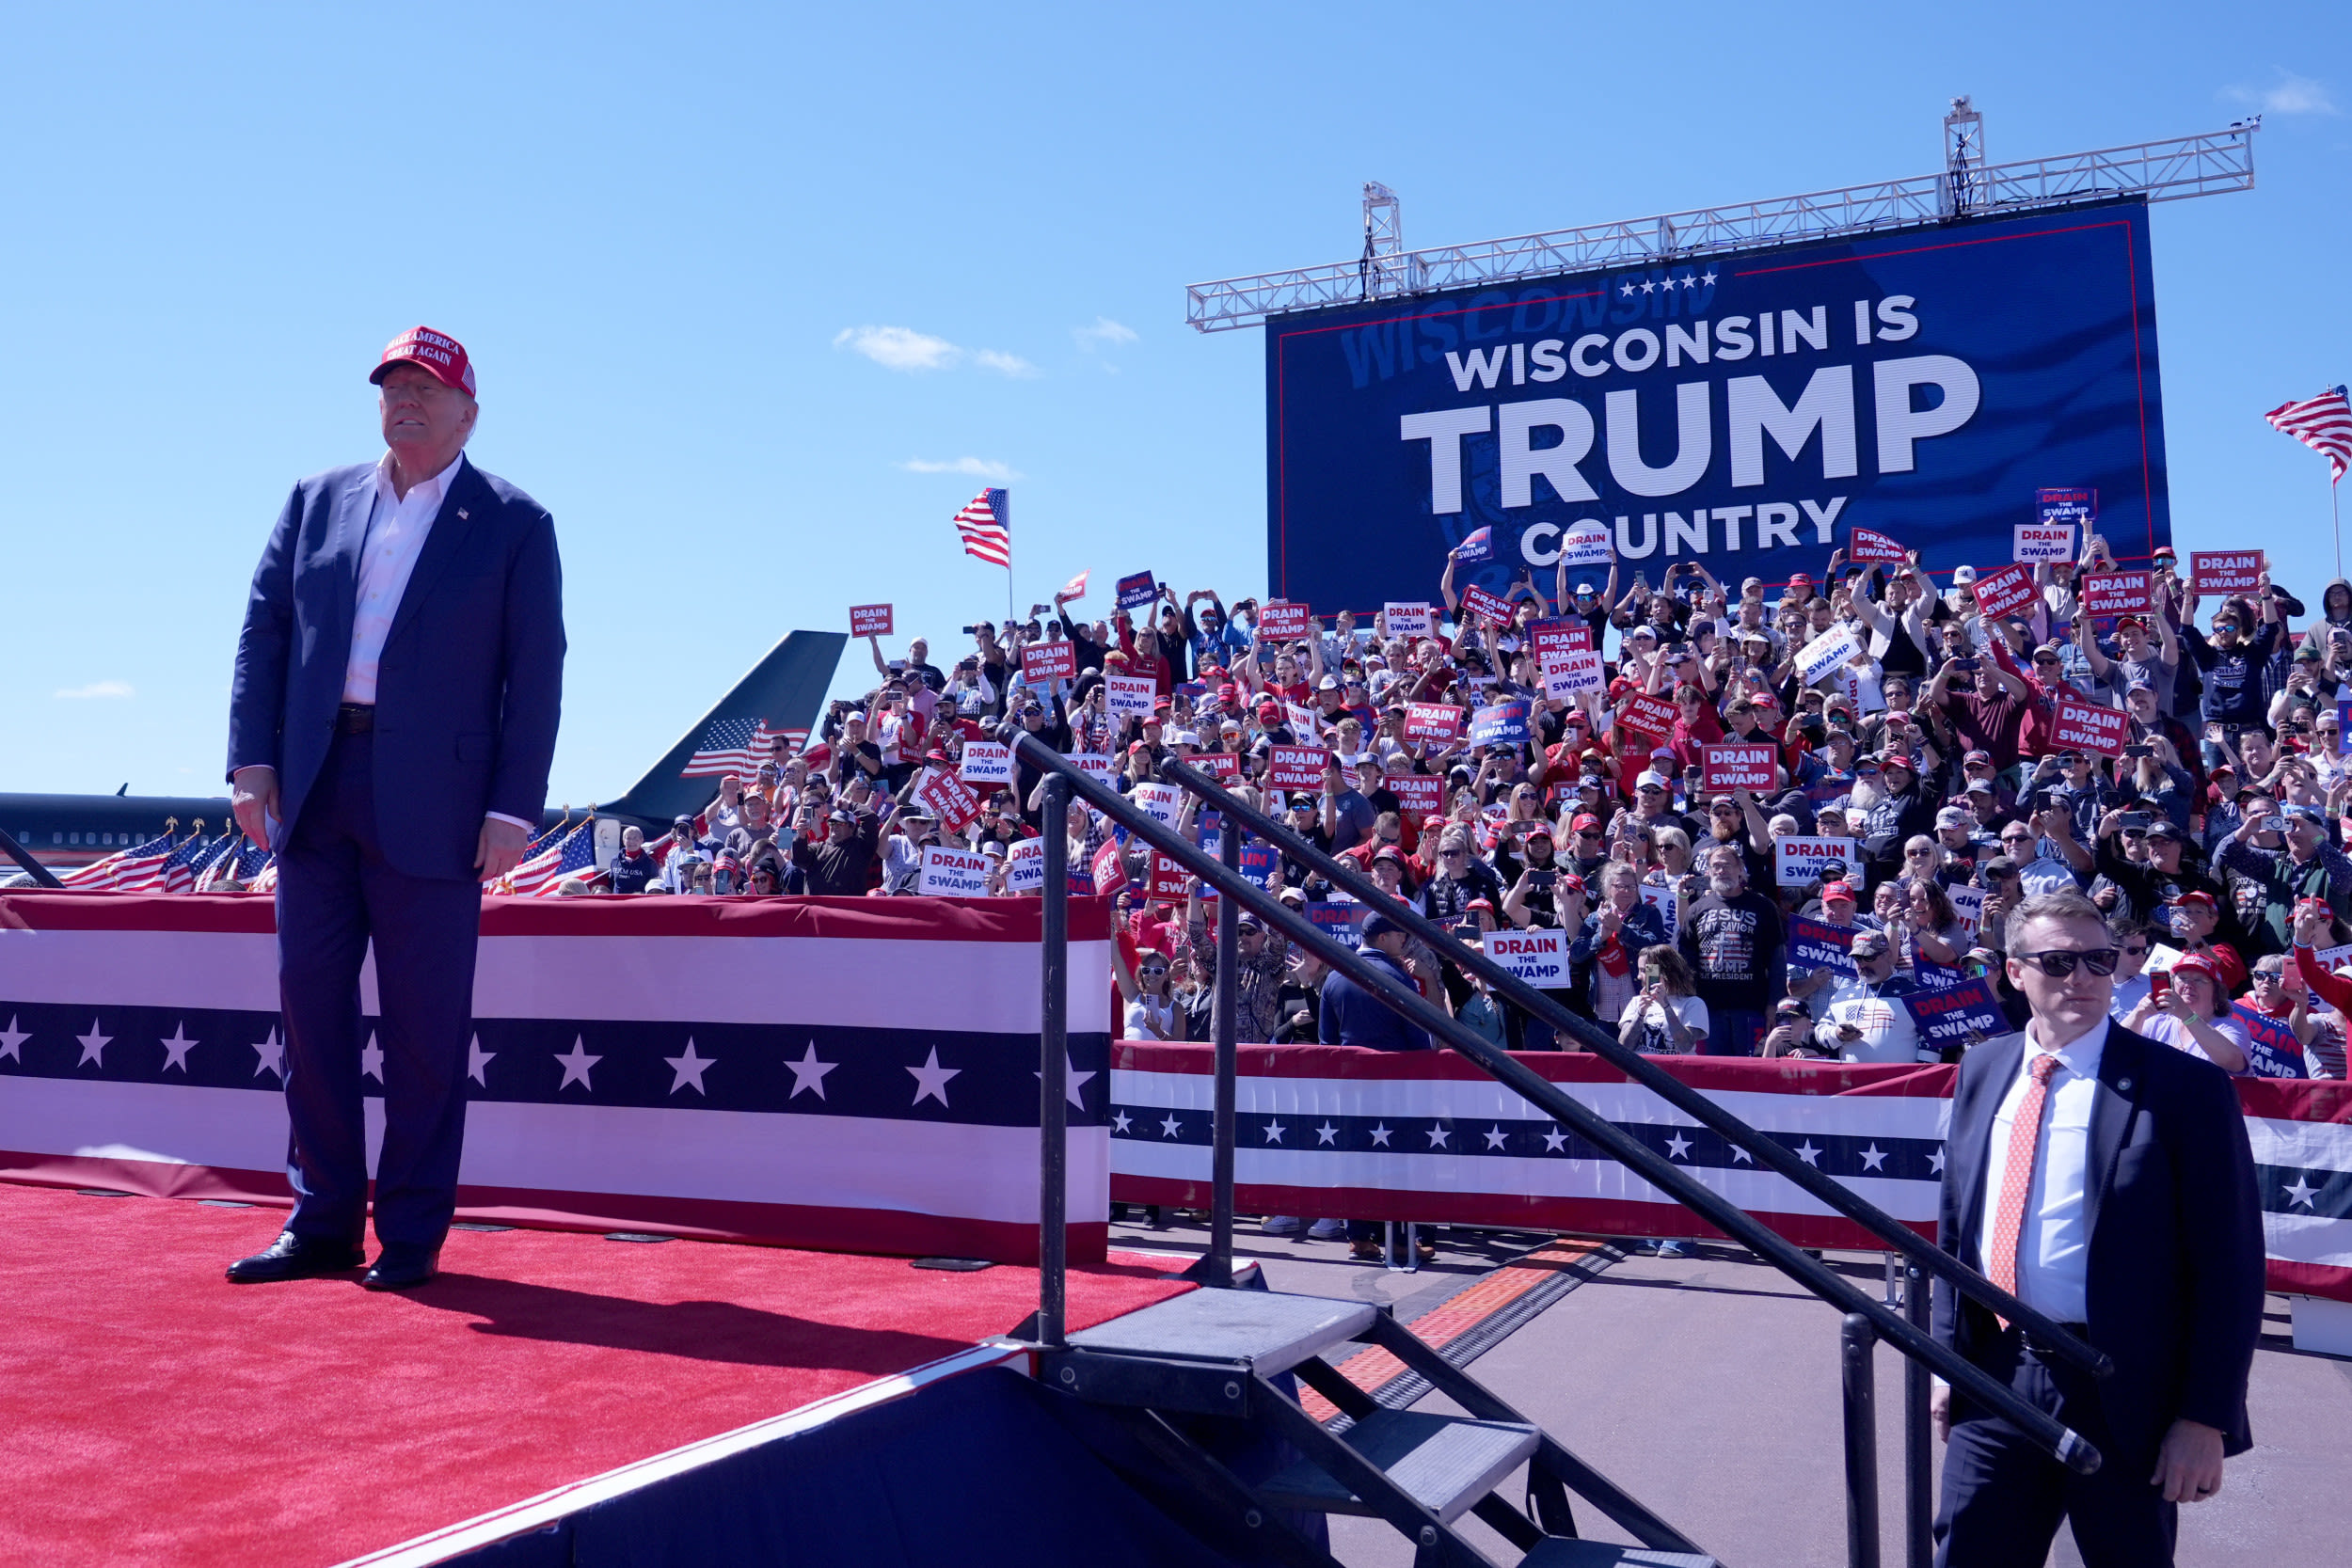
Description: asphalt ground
xmin=1109 ymin=1212 xmax=2352 ymax=1567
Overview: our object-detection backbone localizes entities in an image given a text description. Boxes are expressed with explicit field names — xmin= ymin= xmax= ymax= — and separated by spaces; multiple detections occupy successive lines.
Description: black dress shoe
xmin=226 ymin=1232 xmax=366 ymax=1283
xmin=361 ymin=1246 xmax=442 ymax=1291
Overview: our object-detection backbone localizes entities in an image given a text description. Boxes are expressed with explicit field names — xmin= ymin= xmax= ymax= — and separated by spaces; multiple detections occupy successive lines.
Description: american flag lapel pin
xmin=458 ymin=508 xmax=469 ymax=519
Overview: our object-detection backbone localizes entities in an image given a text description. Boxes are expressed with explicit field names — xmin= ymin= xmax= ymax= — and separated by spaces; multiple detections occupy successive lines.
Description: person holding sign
xmin=1931 ymin=891 xmax=2264 ymax=1563
xmin=1816 ymin=929 xmax=1922 ymax=1063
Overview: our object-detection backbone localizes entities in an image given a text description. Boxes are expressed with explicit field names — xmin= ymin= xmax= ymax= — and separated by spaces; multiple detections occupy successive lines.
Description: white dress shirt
xmin=1977 ymin=1014 xmax=2106 ymax=1323
xmin=344 ymin=451 xmax=463 ymax=705
xmin=341 ymin=451 xmax=532 ymax=835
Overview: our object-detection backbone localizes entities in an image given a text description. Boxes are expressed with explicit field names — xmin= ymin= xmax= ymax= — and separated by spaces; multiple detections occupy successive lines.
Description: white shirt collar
xmin=373 ymin=449 xmax=465 ymax=507
xmin=2024 ymin=1009 xmax=2109 ymax=1078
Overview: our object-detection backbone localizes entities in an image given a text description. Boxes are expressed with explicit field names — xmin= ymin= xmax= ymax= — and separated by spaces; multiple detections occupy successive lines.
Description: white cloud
xmin=899 ymin=457 xmax=1022 ymax=482
xmin=55 ymin=680 xmax=134 ymax=700
xmin=2225 ymin=71 xmax=2338 ymax=116
xmin=973 ymin=349 xmax=1041 ymax=379
xmin=833 ymin=325 xmax=961 ymax=372
xmin=1073 ymin=317 xmax=1138 ymax=352
xmin=833 ymin=326 xmax=1040 ymax=377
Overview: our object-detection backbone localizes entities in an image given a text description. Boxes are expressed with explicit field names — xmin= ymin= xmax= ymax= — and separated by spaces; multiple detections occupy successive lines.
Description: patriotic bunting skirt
xmin=0 ymin=894 xmax=1113 ymax=1264
xmin=1110 ymin=1045 xmax=2352 ymax=1304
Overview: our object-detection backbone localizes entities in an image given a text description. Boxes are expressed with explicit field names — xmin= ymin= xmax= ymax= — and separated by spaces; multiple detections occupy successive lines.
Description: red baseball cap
xmin=370 ymin=325 xmax=477 ymax=397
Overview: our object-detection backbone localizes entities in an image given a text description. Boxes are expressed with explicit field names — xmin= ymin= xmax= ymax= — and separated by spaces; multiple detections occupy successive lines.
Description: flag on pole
xmin=57 ymin=829 xmax=176 ymax=890
xmin=101 ymin=830 xmax=182 ymax=892
xmin=953 ymin=488 xmax=1010 ymax=567
xmin=508 ymin=819 xmax=596 ymax=896
xmin=2265 ymin=387 xmax=2352 ymax=483
xmin=1057 ymin=569 xmax=1089 ymax=602
xmin=167 ymin=832 xmax=238 ymax=895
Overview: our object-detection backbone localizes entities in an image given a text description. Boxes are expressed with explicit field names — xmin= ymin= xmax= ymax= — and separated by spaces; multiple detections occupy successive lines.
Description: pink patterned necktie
xmin=1988 ymin=1052 xmax=2062 ymax=1329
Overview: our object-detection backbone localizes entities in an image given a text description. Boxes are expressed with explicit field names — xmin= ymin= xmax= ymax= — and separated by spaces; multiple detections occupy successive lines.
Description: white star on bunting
xmin=1031 ymin=1053 xmax=1097 ymax=1109
xmin=1665 ymin=1132 xmax=1692 ymax=1161
xmin=77 ymin=1019 xmax=112 ymax=1068
xmin=1858 ymin=1144 xmax=1887 ymax=1172
xmin=1159 ymin=1113 xmax=1184 ymax=1138
xmin=554 ymin=1037 xmax=601 ymax=1091
xmin=0 ymin=1016 xmax=26 ymax=1063
xmin=1484 ymin=1125 xmax=1509 ymax=1150
xmin=1111 ymin=1111 xmax=1133 ymax=1134
xmin=1426 ymin=1123 xmax=1450 ymax=1148
xmin=1316 ymin=1123 xmax=1339 ymax=1146
xmin=1263 ymin=1120 xmax=1287 ymax=1145
xmin=1927 ymin=1148 xmax=1947 ymax=1174
xmin=158 ymin=1022 xmax=197 ymax=1073
xmin=785 ymin=1041 xmax=837 ymax=1100
xmin=252 ymin=1027 xmax=283 ymax=1080
xmin=360 ymin=1031 xmax=384 ymax=1083
xmin=1794 ymin=1140 xmax=1822 ymax=1166
xmin=468 ymin=1035 xmax=497 ymax=1086
xmin=1731 ymin=1145 xmax=1753 ymax=1164
xmin=1369 ymin=1122 xmax=1392 ymax=1147
xmin=665 ymin=1038 xmax=715 ymax=1095
xmin=1542 ymin=1127 xmax=1567 ymax=1153
xmin=907 ymin=1047 xmax=960 ymax=1107
xmin=2283 ymin=1174 xmax=2319 ymax=1210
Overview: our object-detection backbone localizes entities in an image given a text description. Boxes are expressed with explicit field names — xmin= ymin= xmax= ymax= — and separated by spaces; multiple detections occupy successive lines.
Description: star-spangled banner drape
xmin=1109 ymin=1042 xmax=2352 ymax=1305
xmin=0 ymin=893 xmax=1114 ymax=1265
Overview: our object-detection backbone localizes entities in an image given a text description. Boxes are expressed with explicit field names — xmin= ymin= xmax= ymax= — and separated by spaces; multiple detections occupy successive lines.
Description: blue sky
xmin=3 ymin=4 xmax=2345 ymax=805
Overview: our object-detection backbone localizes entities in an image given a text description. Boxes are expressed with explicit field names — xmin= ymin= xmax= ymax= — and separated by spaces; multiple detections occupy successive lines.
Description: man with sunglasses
xmin=1931 ymin=890 xmax=2264 ymax=1565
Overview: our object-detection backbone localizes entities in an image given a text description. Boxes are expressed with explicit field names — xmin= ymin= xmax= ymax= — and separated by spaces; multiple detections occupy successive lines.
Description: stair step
xmin=1257 ymin=1409 xmax=1539 ymax=1524
xmin=1519 ymin=1541 xmax=1719 ymax=1567
xmin=1065 ymin=1289 xmax=1377 ymax=1376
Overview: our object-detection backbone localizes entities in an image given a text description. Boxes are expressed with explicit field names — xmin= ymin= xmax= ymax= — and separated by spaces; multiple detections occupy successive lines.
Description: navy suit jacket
xmin=227 ymin=456 xmax=565 ymax=881
xmin=1931 ymin=1022 xmax=2265 ymax=1467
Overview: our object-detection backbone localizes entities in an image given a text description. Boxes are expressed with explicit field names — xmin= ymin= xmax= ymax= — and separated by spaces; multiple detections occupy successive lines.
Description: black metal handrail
xmin=0 ymin=828 xmax=66 ymax=889
xmin=1014 ymin=730 xmax=2101 ymax=1484
xmin=1158 ymin=753 xmax=2108 ymax=1381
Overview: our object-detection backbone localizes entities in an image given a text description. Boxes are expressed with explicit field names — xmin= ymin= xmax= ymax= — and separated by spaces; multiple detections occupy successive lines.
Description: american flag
xmin=510 ymin=819 xmax=596 ymax=897
xmin=2266 ymin=387 xmax=2352 ymax=483
xmin=484 ymin=817 xmax=569 ymax=895
xmin=680 ymin=717 xmax=779 ymax=779
xmin=57 ymin=829 xmax=177 ymax=890
xmin=196 ymin=838 xmax=273 ymax=892
xmin=953 ymin=487 xmax=1010 ymax=568
xmin=165 ymin=832 xmax=236 ymax=895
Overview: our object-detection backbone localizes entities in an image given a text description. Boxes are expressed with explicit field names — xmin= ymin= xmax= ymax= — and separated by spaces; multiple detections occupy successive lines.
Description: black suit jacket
xmin=1931 ymin=1022 xmax=2265 ymax=1467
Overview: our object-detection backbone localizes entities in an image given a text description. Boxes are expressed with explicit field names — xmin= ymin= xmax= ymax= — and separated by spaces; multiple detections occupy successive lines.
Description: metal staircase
xmin=1010 ymin=734 xmax=2112 ymax=1567
xmin=1048 ymin=1285 xmax=1709 ymax=1566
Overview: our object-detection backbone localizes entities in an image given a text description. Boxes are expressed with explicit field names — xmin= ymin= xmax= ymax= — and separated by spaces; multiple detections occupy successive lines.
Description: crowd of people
xmin=576 ymin=540 xmax=2352 ymax=1092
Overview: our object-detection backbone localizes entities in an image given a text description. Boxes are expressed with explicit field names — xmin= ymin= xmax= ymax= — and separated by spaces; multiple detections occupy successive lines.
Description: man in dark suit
xmin=1931 ymin=888 xmax=2264 ymax=1565
xmin=223 ymin=326 xmax=564 ymax=1291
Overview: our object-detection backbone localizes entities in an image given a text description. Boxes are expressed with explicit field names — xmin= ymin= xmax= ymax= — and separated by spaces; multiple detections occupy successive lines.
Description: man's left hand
xmin=2151 ymin=1418 xmax=2225 ymax=1503
xmin=476 ymin=817 xmax=531 ymax=880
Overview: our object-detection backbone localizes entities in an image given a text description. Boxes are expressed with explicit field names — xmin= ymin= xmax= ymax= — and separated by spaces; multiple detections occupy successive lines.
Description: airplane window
xmin=69 ymin=832 xmax=80 ymax=845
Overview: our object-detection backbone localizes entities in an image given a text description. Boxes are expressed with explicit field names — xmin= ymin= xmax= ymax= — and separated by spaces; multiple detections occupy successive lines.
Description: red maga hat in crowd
xmin=370 ymin=325 xmax=477 ymax=397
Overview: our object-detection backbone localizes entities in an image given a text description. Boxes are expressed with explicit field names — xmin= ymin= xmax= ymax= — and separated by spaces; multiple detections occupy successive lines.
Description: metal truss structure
xmin=1185 ymin=105 xmax=2260 ymax=333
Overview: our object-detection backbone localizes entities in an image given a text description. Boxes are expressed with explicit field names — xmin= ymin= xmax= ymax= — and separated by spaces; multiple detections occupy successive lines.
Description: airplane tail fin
xmin=596 ymin=630 xmax=848 ymax=826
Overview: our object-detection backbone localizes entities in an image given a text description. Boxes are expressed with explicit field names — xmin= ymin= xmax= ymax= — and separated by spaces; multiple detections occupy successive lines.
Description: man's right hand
xmin=230 ymin=766 xmax=278 ymax=847
xmin=1931 ymin=1383 xmax=1950 ymax=1443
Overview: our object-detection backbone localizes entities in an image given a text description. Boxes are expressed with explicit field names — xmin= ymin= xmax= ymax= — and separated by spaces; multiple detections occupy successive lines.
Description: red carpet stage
xmin=0 ymin=1183 xmax=1191 ymax=1567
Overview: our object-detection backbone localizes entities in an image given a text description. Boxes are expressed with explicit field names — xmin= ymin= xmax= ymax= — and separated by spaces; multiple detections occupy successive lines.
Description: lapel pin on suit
xmin=458 ymin=508 xmax=469 ymax=520
xmin=2118 ymin=1077 xmax=2131 ymax=1091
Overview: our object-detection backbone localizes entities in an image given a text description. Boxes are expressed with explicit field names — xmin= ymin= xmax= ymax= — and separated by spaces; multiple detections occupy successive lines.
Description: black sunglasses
xmin=2012 ymin=947 xmax=2121 ymax=978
